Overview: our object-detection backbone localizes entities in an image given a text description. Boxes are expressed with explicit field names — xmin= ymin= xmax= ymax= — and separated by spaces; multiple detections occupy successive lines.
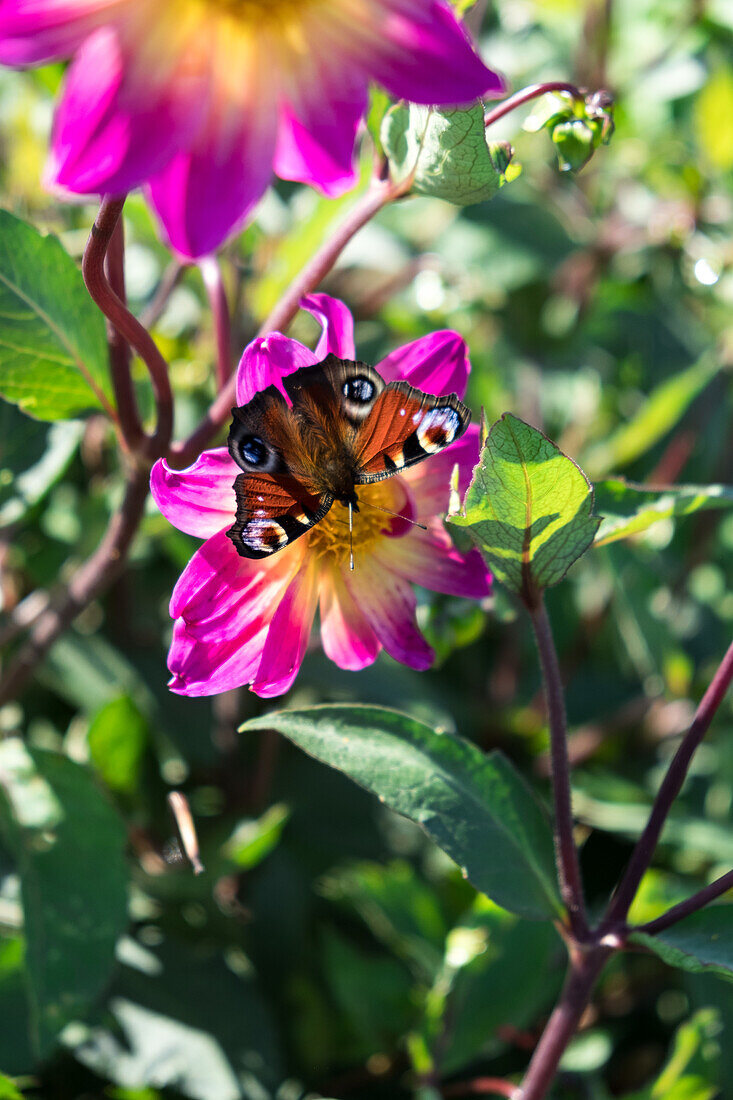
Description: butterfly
xmin=226 ymin=354 xmax=470 ymax=566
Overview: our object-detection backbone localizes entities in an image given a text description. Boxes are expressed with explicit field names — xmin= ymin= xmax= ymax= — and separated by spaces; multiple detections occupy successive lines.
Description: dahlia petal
xmin=170 ymin=530 xmax=303 ymax=626
xmin=346 ymin=552 xmax=434 ymax=670
xmin=251 ymin=557 xmax=319 ymax=697
xmin=150 ymin=448 xmax=237 ymax=540
xmin=332 ymin=0 xmax=504 ymax=105
xmin=319 ymin=567 xmax=381 ymax=670
xmin=168 ymin=618 xmax=267 ymax=698
xmin=377 ymin=330 xmax=470 ymax=398
xmin=0 ymin=0 xmax=125 ymax=65
xmin=301 ymin=293 xmax=356 ymax=360
xmin=235 ymin=333 xmax=317 ymax=407
xmin=146 ymin=29 xmax=277 ymax=258
xmin=48 ymin=15 xmax=206 ymax=195
xmin=274 ymin=74 xmax=366 ymax=198
xmin=380 ymin=520 xmax=491 ymax=598
xmin=404 ymin=425 xmax=481 ymax=519
xmin=168 ymin=537 xmax=305 ymax=695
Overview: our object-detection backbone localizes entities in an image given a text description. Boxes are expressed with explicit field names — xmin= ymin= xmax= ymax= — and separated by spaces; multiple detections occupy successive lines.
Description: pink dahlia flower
xmin=0 ymin=0 xmax=504 ymax=258
xmin=151 ymin=294 xmax=491 ymax=698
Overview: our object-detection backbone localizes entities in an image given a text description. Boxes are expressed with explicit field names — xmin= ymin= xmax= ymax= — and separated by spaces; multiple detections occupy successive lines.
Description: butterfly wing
xmin=353 ymin=381 xmax=471 ymax=483
xmin=228 ymin=473 xmax=332 ymax=559
xmin=227 ymin=383 xmax=332 ymax=559
xmin=283 ymin=354 xmax=384 ymax=427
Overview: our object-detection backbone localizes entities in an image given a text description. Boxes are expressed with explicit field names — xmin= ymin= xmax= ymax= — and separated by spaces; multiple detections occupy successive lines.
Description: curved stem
xmin=606 ymin=638 xmax=733 ymax=924
xmin=199 ymin=256 xmax=232 ymax=390
xmin=139 ymin=259 xmax=185 ymax=330
xmin=528 ymin=597 xmax=589 ymax=940
xmin=0 ymin=462 xmax=150 ymax=708
xmin=635 ymin=868 xmax=733 ymax=937
xmin=102 ymin=212 xmax=142 ymax=451
xmin=513 ymin=948 xmax=609 ymax=1100
xmin=170 ymin=179 xmax=401 ymax=468
xmin=484 ymin=82 xmax=582 ymax=130
xmin=82 ymin=196 xmax=173 ymax=459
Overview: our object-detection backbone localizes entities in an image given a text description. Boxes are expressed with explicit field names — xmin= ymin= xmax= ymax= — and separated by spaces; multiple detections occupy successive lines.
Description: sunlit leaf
xmin=0 ymin=210 xmax=114 ymax=420
xmin=695 ymin=67 xmax=733 ymax=170
xmin=621 ymin=1010 xmax=720 ymax=1099
xmin=450 ymin=414 xmax=599 ymax=601
xmin=0 ymin=740 xmax=128 ymax=1056
xmin=222 ymin=803 xmax=290 ymax=870
xmin=594 ymin=479 xmax=733 ymax=546
xmin=0 ymin=399 xmax=82 ymax=528
xmin=382 ymin=102 xmax=518 ymax=205
xmin=0 ymin=1073 xmax=24 ymax=1100
xmin=584 ymin=356 xmax=720 ymax=476
xmin=88 ymin=695 xmax=149 ymax=796
xmin=241 ymin=705 xmax=561 ymax=920
xmin=67 ymin=940 xmax=282 ymax=1100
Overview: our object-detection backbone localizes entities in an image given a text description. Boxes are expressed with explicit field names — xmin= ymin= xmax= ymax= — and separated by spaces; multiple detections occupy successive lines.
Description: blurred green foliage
xmin=0 ymin=0 xmax=732 ymax=1097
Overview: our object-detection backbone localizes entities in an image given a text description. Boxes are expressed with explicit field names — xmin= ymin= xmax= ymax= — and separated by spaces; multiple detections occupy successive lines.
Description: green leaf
xmin=594 ymin=479 xmax=733 ymax=546
xmin=0 ymin=739 xmax=128 ymax=1056
xmin=0 ymin=1074 xmax=24 ymax=1100
xmin=0 ymin=399 xmax=82 ymax=528
xmin=381 ymin=102 xmax=518 ymax=205
xmin=695 ymin=67 xmax=733 ymax=170
xmin=222 ymin=803 xmax=290 ymax=870
xmin=0 ymin=209 xmax=113 ymax=421
xmin=67 ymin=940 xmax=282 ymax=1100
xmin=88 ymin=695 xmax=149 ymax=796
xmin=584 ymin=356 xmax=720 ymax=476
xmin=631 ymin=906 xmax=733 ymax=983
xmin=432 ymin=897 xmax=561 ymax=1074
xmin=450 ymin=413 xmax=600 ymax=601
xmin=621 ymin=1010 xmax=720 ymax=1100
xmin=241 ymin=705 xmax=561 ymax=921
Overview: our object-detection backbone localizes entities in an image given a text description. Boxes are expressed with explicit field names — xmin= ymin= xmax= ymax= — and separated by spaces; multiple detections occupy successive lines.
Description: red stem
xmin=169 ymin=179 xmax=400 ymax=468
xmin=199 ymin=256 xmax=232 ymax=390
xmin=606 ymin=639 xmax=733 ymax=924
xmin=484 ymin=82 xmax=582 ymax=129
xmin=528 ymin=597 xmax=589 ymax=940
xmin=102 ymin=213 xmax=142 ymax=451
xmin=0 ymin=462 xmax=150 ymax=707
xmin=444 ymin=1078 xmax=516 ymax=1097
xmin=82 ymin=196 xmax=173 ymax=458
xmin=513 ymin=949 xmax=609 ymax=1100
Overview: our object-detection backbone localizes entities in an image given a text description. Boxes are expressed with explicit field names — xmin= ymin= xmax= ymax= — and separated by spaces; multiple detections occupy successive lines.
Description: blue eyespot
xmin=240 ymin=436 xmax=268 ymax=466
xmin=343 ymin=376 xmax=374 ymax=404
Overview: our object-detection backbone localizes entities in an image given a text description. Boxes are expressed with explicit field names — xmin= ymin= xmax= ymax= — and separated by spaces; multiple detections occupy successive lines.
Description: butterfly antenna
xmin=348 ymin=501 xmax=355 ymax=571
xmin=360 ymin=500 xmax=427 ymax=530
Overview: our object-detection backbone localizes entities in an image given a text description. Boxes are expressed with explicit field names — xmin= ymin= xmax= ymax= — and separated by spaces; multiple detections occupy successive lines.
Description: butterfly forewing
xmin=353 ymin=381 xmax=470 ymax=483
xmin=283 ymin=355 xmax=384 ymax=426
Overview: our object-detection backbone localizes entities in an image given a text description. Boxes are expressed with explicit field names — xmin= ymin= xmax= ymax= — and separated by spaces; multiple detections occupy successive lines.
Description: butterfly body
xmin=227 ymin=355 xmax=470 ymax=559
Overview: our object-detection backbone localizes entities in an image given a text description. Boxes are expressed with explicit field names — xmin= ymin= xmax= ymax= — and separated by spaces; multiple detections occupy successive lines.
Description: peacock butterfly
xmin=226 ymin=354 xmax=470 ymax=565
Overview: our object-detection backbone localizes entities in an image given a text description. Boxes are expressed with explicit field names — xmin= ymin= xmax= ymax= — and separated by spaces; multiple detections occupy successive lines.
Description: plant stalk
xmin=199 ymin=256 xmax=233 ymax=390
xmin=0 ymin=461 xmax=151 ymax=708
xmin=513 ymin=948 xmax=609 ymax=1100
xmin=82 ymin=196 xmax=173 ymax=458
xmin=170 ymin=178 xmax=404 ymax=467
xmin=484 ymin=82 xmax=583 ymax=130
xmin=606 ymin=638 xmax=733 ymax=923
xmin=528 ymin=596 xmax=589 ymax=940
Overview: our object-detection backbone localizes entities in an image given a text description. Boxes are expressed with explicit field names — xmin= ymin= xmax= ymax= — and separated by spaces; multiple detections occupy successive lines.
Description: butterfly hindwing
xmin=353 ymin=381 xmax=470 ymax=483
xmin=227 ymin=472 xmax=332 ymax=559
xmin=227 ymin=385 xmax=331 ymax=559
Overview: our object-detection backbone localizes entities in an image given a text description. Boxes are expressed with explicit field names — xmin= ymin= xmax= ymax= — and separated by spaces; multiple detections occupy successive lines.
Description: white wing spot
xmin=399 ymin=408 xmax=406 ymax=416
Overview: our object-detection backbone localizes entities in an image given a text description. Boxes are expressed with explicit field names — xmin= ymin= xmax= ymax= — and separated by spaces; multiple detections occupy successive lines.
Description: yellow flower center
xmin=205 ymin=0 xmax=318 ymax=23
xmin=307 ymin=481 xmax=410 ymax=568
